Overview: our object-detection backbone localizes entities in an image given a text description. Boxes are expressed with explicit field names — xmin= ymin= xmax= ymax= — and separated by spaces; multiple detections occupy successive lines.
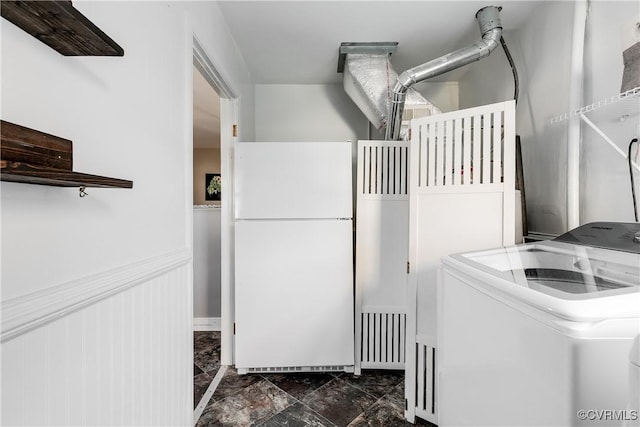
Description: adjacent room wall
xmin=193 ymin=206 xmax=222 ymax=321
xmin=193 ymin=148 xmax=221 ymax=205
xmin=459 ymin=1 xmax=640 ymax=235
xmin=192 ymin=147 xmax=222 ymax=324
xmin=1 ymin=1 xmax=253 ymax=424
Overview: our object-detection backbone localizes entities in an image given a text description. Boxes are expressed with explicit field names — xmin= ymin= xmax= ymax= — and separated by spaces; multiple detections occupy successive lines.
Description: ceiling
xmin=217 ymin=1 xmax=540 ymax=85
xmin=193 ymin=1 xmax=540 ymax=147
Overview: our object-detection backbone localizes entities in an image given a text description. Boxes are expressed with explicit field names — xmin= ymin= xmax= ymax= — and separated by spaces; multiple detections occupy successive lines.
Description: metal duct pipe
xmin=385 ymin=5 xmax=503 ymax=140
xmin=342 ymin=53 xmax=439 ymax=137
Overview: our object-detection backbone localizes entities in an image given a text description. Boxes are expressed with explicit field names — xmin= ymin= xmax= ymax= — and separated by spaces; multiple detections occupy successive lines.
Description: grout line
xmin=193 ymin=365 xmax=228 ymax=426
xmin=258 ymin=379 xmax=340 ymax=427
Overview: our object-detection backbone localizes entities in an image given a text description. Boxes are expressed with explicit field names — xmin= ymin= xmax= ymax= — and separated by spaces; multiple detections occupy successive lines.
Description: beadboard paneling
xmin=1 ymin=252 xmax=192 ymax=426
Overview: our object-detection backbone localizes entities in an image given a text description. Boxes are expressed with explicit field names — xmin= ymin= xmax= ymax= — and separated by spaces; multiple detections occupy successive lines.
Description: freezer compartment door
xmin=235 ymin=142 xmax=353 ymax=219
xmin=235 ymin=219 xmax=354 ymax=369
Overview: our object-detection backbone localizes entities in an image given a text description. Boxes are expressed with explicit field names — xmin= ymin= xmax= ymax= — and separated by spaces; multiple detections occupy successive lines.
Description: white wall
xmin=1 ymin=0 xmax=253 ymax=298
xmin=254 ymin=83 xmax=458 ymax=143
xmin=255 ymin=84 xmax=368 ymax=142
xmin=581 ymin=1 xmax=640 ymax=223
xmin=193 ymin=207 xmax=222 ymax=320
xmin=419 ymin=82 xmax=460 ymax=114
xmin=459 ymin=1 xmax=574 ymax=235
xmin=459 ymin=1 xmax=640 ymax=235
xmin=1 ymin=1 xmax=253 ymax=424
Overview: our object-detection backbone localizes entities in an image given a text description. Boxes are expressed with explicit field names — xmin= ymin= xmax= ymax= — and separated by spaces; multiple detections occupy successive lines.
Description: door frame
xmin=192 ymin=35 xmax=238 ymax=366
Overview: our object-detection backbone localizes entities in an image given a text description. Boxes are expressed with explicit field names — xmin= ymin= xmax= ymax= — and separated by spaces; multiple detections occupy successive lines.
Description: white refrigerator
xmin=234 ymin=141 xmax=354 ymax=373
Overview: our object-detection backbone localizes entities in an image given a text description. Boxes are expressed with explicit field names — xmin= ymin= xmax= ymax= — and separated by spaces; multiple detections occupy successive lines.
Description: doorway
xmin=192 ymin=64 xmax=222 ymax=329
xmin=191 ymin=36 xmax=238 ymax=421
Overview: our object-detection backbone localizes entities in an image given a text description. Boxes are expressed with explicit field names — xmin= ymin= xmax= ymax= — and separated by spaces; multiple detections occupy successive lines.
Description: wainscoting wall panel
xmin=1 ymin=250 xmax=192 ymax=426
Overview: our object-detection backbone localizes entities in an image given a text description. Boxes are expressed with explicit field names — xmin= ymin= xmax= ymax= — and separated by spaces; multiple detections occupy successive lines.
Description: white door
xmin=234 ymin=142 xmax=353 ymax=219
xmin=234 ymin=219 xmax=354 ymax=369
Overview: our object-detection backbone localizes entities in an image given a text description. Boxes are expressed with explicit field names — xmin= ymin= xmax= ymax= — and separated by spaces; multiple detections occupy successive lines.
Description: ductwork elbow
xmin=385 ymin=5 xmax=503 ymax=140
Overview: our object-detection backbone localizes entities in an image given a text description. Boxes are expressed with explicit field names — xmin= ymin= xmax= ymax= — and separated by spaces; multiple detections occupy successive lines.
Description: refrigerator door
xmin=235 ymin=142 xmax=353 ymax=219
xmin=235 ymin=219 xmax=354 ymax=369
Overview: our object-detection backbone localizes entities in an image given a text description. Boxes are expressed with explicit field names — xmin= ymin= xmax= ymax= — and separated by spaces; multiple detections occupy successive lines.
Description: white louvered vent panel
xmin=407 ymin=100 xmax=515 ymax=425
xmin=360 ymin=143 xmax=409 ymax=197
xmin=414 ymin=340 xmax=437 ymax=424
xmin=360 ymin=312 xmax=406 ymax=368
xmin=355 ymin=140 xmax=409 ymax=373
xmin=416 ymin=109 xmax=506 ymax=188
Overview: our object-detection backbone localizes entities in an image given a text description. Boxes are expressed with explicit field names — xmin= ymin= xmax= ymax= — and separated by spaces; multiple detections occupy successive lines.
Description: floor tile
xmin=212 ymin=368 xmax=263 ymax=402
xmin=257 ymin=402 xmax=337 ymax=427
xmin=192 ymin=332 xmax=428 ymax=427
xmin=194 ymin=372 xmax=213 ymax=409
xmin=262 ymin=372 xmax=335 ymax=400
xmin=194 ymin=331 xmax=221 ymax=351
xmin=346 ymin=399 xmax=405 ymax=427
xmin=194 ymin=363 xmax=205 ymax=376
xmin=341 ymin=370 xmax=404 ymax=398
xmin=194 ymin=344 xmax=221 ymax=374
xmin=197 ymin=379 xmax=296 ymax=427
xmin=302 ymin=377 xmax=378 ymax=427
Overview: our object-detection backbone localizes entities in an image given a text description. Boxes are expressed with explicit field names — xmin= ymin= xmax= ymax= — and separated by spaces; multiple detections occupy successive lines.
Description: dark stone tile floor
xmin=194 ymin=331 xmax=222 ymax=408
xmin=194 ymin=331 xmax=436 ymax=426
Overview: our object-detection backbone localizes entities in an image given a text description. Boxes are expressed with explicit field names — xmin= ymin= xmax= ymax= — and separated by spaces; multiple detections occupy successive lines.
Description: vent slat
xmin=444 ymin=119 xmax=453 ymax=186
xmin=453 ymin=119 xmax=462 ymax=185
xmin=493 ymin=111 xmax=503 ymax=184
xmin=358 ymin=311 xmax=406 ymax=368
xmin=462 ymin=117 xmax=471 ymax=185
xmin=482 ymin=114 xmax=491 ymax=183
xmin=358 ymin=142 xmax=409 ymax=197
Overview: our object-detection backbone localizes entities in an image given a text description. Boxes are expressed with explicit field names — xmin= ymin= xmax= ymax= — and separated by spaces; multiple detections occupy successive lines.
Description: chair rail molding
xmin=1 ymin=248 xmax=192 ymax=342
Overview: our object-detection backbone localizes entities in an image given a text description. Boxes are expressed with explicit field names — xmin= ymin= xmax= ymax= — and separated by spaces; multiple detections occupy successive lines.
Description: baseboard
xmin=193 ymin=317 xmax=221 ymax=331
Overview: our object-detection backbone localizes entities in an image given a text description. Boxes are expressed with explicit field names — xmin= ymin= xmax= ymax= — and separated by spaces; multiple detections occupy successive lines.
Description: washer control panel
xmin=554 ymin=222 xmax=640 ymax=254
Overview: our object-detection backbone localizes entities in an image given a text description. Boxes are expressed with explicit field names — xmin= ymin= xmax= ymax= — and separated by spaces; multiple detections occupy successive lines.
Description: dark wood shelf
xmin=1 ymin=120 xmax=133 ymax=190
xmin=1 ymin=161 xmax=133 ymax=188
xmin=1 ymin=1 xmax=124 ymax=56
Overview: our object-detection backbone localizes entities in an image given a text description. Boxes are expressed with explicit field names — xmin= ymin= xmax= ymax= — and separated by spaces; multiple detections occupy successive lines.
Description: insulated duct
xmin=385 ymin=5 xmax=503 ymax=140
xmin=342 ymin=52 xmax=440 ymax=139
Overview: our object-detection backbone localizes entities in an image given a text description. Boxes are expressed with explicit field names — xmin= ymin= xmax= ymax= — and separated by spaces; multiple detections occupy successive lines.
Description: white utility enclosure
xmin=406 ymin=100 xmax=517 ymax=424
xmin=355 ymin=100 xmax=518 ymax=424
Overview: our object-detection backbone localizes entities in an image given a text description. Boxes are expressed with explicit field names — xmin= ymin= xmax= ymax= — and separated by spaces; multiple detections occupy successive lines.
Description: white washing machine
xmin=438 ymin=222 xmax=640 ymax=427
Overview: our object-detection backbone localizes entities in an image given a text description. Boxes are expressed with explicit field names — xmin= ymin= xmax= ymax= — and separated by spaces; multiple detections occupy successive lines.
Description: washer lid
xmin=554 ymin=222 xmax=640 ymax=254
xmin=445 ymin=241 xmax=640 ymax=322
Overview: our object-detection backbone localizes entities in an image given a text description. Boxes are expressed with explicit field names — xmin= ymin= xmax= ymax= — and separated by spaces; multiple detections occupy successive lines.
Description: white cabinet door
xmin=234 ymin=142 xmax=353 ymax=219
xmin=234 ymin=219 xmax=354 ymax=369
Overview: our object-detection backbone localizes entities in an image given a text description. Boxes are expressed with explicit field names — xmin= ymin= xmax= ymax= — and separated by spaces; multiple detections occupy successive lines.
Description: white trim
xmin=1 ymin=249 xmax=192 ymax=342
xmin=219 ymin=98 xmax=238 ymax=366
xmin=193 ymin=37 xmax=236 ymax=99
xmin=193 ymin=317 xmax=222 ymax=331
xmin=191 ymin=33 xmax=239 ymax=367
xmin=193 ymin=365 xmax=228 ymax=425
xmin=566 ymin=0 xmax=588 ymax=230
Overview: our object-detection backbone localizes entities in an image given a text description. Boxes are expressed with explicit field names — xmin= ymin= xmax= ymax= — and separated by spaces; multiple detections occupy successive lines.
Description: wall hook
xmin=79 ymin=186 xmax=88 ymax=198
